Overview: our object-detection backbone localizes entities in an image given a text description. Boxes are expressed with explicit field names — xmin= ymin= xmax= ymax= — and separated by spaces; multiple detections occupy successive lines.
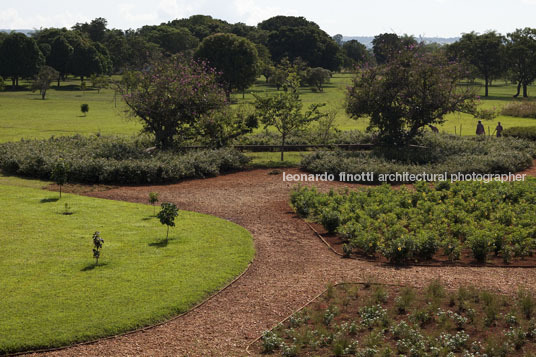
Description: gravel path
xmin=33 ymin=166 xmax=536 ymax=357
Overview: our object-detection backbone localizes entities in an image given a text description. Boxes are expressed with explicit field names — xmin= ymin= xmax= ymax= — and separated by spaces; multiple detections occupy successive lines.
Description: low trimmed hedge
xmin=301 ymin=134 xmax=536 ymax=183
xmin=0 ymin=135 xmax=250 ymax=184
xmin=503 ymin=126 xmax=536 ymax=141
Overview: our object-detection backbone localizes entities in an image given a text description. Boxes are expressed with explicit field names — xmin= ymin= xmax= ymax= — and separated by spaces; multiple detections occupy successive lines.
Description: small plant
xmin=63 ymin=202 xmax=73 ymax=215
xmin=261 ymin=330 xmax=282 ymax=353
xmin=395 ymin=287 xmax=416 ymax=314
xmin=81 ymin=103 xmax=89 ymax=116
xmin=92 ymin=231 xmax=104 ymax=265
xmin=157 ymin=202 xmax=179 ymax=241
xmin=51 ymin=160 xmax=68 ymax=198
xmin=148 ymin=192 xmax=159 ymax=215
xmin=518 ymin=288 xmax=536 ymax=320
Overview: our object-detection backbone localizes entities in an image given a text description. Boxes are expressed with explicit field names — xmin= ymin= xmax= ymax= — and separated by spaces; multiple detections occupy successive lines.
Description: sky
xmin=1 ymin=0 xmax=536 ymax=37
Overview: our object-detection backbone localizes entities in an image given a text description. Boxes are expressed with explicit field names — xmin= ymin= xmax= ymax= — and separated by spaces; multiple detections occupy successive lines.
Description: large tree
xmin=69 ymin=38 xmax=111 ymax=81
xmin=47 ymin=36 xmax=73 ymax=86
xmin=506 ymin=28 xmax=536 ymax=98
xmin=32 ymin=65 xmax=59 ymax=99
xmin=119 ymin=55 xmax=227 ymax=149
xmin=347 ymin=46 xmax=477 ymax=145
xmin=372 ymin=33 xmax=416 ymax=64
xmin=194 ymin=33 xmax=259 ymax=97
xmin=450 ymin=31 xmax=505 ymax=97
xmin=0 ymin=33 xmax=44 ymax=87
xmin=141 ymin=25 xmax=198 ymax=54
xmin=259 ymin=16 xmax=342 ymax=71
xmin=342 ymin=39 xmax=370 ymax=68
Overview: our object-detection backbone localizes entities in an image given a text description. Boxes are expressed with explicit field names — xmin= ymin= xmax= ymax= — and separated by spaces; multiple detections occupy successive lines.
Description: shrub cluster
xmin=502 ymin=101 xmax=536 ymax=119
xmin=301 ymin=134 xmax=536 ymax=183
xmin=0 ymin=135 xmax=249 ymax=184
xmin=290 ymin=180 xmax=536 ymax=264
xmin=235 ymin=129 xmax=374 ymax=148
xmin=503 ymin=126 xmax=536 ymax=141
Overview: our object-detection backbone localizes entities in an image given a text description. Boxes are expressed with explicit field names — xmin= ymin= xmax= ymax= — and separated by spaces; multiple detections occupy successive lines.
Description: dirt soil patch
xmin=29 ymin=163 xmax=536 ymax=357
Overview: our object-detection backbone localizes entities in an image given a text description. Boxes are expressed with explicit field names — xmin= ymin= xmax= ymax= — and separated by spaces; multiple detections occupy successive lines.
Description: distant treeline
xmin=0 ymin=15 xmax=535 ymax=98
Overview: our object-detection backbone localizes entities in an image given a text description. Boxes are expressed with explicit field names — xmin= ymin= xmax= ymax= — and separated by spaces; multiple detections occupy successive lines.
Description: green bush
xmin=503 ymin=126 xmax=536 ymax=141
xmin=290 ymin=179 xmax=536 ymax=265
xmin=0 ymin=135 xmax=249 ymax=185
xmin=301 ymin=133 xmax=536 ymax=183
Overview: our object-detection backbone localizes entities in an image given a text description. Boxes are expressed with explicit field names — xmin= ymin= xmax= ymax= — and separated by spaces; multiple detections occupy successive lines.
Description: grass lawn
xmin=246 ymin=151 xmax=308 ymax=168
xmin=0 ymin=182 xmax=254 ymax=354
xmin=1 ymin=75 xmax=536 ymax=144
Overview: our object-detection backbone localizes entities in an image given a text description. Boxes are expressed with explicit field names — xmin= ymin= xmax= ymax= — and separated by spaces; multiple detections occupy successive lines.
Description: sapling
xmin=81 ymin=103 xmax=89 ymax=116
xmin=149 ymin=192 xmax=159 ymax=215
xmin=157 ymin=202 xmax=179 ymax=241
xmin=51 ymin=160 xmax=68 ymax=198
xmin=92 ymin=231 xmax=104 ymax=265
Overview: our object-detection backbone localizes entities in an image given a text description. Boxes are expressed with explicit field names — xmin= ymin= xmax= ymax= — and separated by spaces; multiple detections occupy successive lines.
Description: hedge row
xmin=0 ymin=135 xmax=250 ymax=184
xmin=503 ymin=126 xmax=536 ymax=141
xmin=301 ymin=134 xmax=536 ymax=183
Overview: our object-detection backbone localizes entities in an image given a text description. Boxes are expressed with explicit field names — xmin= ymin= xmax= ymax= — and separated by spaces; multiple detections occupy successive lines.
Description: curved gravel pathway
xmin=32 ymin=166 xmax=536 ymax=357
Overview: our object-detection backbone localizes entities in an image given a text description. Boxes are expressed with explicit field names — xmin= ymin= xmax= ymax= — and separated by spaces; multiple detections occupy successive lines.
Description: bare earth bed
xmin=26 ymin=163 xmax=536 ymax=357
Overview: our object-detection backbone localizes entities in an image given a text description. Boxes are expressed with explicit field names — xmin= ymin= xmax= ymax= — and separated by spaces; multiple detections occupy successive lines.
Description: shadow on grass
xmin=81 ymin=262 xmax=109 ymax=271
xmin=148 ymin=238 xmax=173 ymax=248
xmin=40 ymin=197 xmax=59 ymax=203
xmin=141 ymin=216 xmax=154 ymax=221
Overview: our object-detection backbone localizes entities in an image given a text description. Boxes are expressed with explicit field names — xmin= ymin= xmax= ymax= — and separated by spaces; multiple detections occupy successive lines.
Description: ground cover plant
xmin=291 ymin=179 xmax=536 ymax=265
xmin=253 ymin=282 xmax=536 ymax=356
xmin=301 ymin=134 xmax=536 ymax=183
xmin=0 ymin=135 xmax=249 ymax=184
xmin=0 ymin=183 xmax=254 ymax=354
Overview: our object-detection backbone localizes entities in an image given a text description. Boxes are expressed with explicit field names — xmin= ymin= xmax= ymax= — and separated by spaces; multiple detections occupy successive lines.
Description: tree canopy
xmin=0 ymin=33 xmax=44 ymax=87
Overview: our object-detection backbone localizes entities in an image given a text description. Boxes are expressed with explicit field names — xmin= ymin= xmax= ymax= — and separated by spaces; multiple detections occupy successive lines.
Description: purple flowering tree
xmin=346 ymin=45 xmax=477 ymax=145
xmin=120 ymin=55 xmax=227 ymax=149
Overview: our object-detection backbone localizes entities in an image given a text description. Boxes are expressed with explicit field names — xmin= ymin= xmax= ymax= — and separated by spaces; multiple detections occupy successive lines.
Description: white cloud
xmin=0 ymin=7 xmax=87 ymax=29
xmin=118 ymin=3 xmax=158 ymax=27
xmin=232 ymin=0 xmax=289 ymax=25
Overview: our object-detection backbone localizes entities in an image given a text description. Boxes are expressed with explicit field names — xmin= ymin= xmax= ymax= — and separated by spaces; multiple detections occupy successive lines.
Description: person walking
xmin=495 ymin=122 xmax=504 ymax=137
xmin=476 ymin=120 xmax=485 ymax=136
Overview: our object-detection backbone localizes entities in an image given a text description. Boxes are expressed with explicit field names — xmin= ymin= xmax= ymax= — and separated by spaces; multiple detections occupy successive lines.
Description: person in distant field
xmin=476 ymin=120 xmax=485 ymax=135
xmin=429 ymin=125 xmax=439 ymax=133
xmin=495 ymin=122 xmax=504 ymax=137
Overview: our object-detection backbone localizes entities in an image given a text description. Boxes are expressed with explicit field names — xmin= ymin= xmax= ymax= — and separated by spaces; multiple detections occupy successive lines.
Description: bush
xmin=503 ymin=126 xmax=536 ymax=141
xmin=290 ymin=180 xmax=536 ymax=265
xmin=0 ymin=135 xmax=250 ymax=185
xmin=301 ymin=133 xmax=536 ymax=183
xmin=502 ymin=101 xmax=536 ymax=118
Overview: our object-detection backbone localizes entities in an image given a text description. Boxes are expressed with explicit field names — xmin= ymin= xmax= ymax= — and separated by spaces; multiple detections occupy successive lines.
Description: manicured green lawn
xmin=1 ymin=76 xmax=536 ymax=143
xmin=0 ymin=183 xmax=254 ymax=354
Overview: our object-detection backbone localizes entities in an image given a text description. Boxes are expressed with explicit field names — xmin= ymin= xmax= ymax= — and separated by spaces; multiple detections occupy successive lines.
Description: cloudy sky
xmin=2 ymin=0 xmax=536 ymax=37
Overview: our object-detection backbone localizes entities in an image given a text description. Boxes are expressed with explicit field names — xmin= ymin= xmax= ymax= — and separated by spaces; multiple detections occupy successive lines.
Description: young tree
xmin=304 ymin=67 xmax=331 ymax=92
xmin=119 ymin=55 xmax=227 ymax=149
xmin=51 ymin=160 xmax=68 ymax=198
xmin=92 ymin=231 xmax=104 ymax=265
xmin=194 ymin=33 xmax=259 ymax=98
xmin=157 ymin=202 xmax=179 ymax=241
xmin=148 ymin=192 xmax=159 ymax=215
xmin=32 ymin=66 xmax=59 ymax=100
xmin=253 ymin=75 xmax=326 ymax=160
xmin=346 ymin=46 xmax=477 ymax=145
xmin=80 ymin=104 xmax=89 ymax=116
xmin=90 ymin=74 xmax=110 ymax=93
xmin=506 ymin=28 xmax=536 ymax=98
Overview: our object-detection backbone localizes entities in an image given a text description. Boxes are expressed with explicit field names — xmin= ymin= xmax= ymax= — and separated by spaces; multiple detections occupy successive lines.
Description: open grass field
xmin=0 ymin=181 xmax=254 ymax=354
xmin=1 ymin=76 xmax=536 ymax=143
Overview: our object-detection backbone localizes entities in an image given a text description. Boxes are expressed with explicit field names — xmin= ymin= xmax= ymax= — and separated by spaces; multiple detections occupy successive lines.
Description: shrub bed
xmin=301 ymin=134 xmax=536 ymax=183
xmin=503 ymin=126 xmax=536 ymax=141
xmin=236 ymin=130 xmax=374 ymax=148
xmin=290 ymin=180 xmax=536 ymax=265
xmin=0 ymin=135 xmax=249 ymax=184
xmin=252 ymin=282 xmax=536 ymax=356
xmin=502 ymin=100 xmax=536 ymax=119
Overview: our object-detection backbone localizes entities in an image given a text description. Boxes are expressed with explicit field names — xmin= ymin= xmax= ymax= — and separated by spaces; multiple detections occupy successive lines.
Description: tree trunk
xmin=523 ymin=83 xmax=528 ymax=98
xmin=15 ymin=77 xmax=19 ymax=87
xmin=484 ymin=75 xmax=489 ymax=97
xmin=281 ymin=134 xmax=286 ymax=161
xmin=514 ymin=82 xmax=521 ymax=98
xmin=166 ymin=225 xmax=169 ymax=241
xmin=11 ymin=77 xmax=15 ymax=88
xmin=41 ymin=90 xmax=46 ymax=100
xmin=57 ymin=75 xmax=61 ymax=87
